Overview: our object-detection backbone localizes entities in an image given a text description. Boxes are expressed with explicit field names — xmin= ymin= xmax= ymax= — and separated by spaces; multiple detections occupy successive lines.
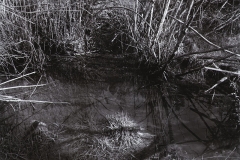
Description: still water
xmin=1 ymin=70 xmax=240 ymax=159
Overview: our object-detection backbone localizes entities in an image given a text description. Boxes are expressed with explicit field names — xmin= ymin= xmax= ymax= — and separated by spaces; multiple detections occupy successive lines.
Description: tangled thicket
xmin=1 ymin=0 xmax=239 ymax=72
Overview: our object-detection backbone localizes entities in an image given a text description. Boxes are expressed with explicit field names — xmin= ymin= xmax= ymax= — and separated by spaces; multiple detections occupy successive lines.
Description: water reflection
xmin=1 ymin=70 xmax=240 ymax=159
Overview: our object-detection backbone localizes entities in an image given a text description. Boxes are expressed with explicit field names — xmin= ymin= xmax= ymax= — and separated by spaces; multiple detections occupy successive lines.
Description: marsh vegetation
xmin=1 ymin=0 xmax=240 ymax=159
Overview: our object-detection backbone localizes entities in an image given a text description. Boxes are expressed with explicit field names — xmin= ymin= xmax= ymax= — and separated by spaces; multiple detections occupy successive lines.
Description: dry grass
xmin=0 ymin=0 xmax=91 ymax=73
xmin=1 ymin=0 xmax=239 ymax=75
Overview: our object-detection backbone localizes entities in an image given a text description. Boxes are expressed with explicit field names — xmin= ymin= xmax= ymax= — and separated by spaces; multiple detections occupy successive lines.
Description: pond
xmin=1 ymin=56 xmax=240 ymax=160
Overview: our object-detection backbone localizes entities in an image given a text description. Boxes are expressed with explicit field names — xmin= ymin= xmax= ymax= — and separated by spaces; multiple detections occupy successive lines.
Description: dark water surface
xmin=2 ymin=69 xmax=240 ymax=159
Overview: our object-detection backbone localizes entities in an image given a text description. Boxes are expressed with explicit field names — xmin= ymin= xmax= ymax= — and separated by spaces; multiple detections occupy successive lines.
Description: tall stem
xmin=148 ymin=0 xmax=155 ymax=42
xmin=134 ymin=0 xmax=138 ymax=33
xmin=155 ymin=0 xmax=171 ymax=42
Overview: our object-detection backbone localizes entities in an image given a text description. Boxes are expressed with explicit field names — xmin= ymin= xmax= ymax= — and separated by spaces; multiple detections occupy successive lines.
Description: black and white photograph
xmin=0 ymin=0 xmax=240 ymax=159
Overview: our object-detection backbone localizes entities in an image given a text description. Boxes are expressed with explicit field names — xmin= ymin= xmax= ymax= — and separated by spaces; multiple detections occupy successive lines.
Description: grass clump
xmin=96 ymin=112 xmax=152 ymax=159
xmin=103 ymin=112 xmax=146 ymax=149
xmin=58 ymin=111 xmax=153 ymax=160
